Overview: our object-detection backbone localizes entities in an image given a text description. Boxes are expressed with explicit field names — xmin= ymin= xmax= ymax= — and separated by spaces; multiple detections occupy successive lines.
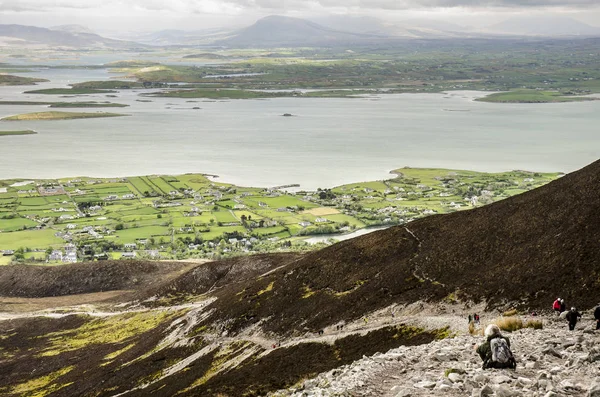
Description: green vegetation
xmin=9 ymin=365 xmax=74 ymax=396
xmin=70 ymin=80 xmax=144 ymax=89
xmin=477 ymin=90 xmax=598 ymax=103
xmin=0 ymin=74 xmax=48 ymax=85
xmin=147 ymin=88 xmax=285 ymax=99
xmin=109 ymin=39 xmax=600 ymax=99
xmin=23 ymin=88 xmax=117 ymax=95
xmin=0 ymin=130 xmax=36 ymax=136
xmin=40 ymin=311 xmax=177 ymax=357
xmin=2 ymin=111 xmax=127 ymax=121
xmin=0 ymin=168 xmax=559 ymax=262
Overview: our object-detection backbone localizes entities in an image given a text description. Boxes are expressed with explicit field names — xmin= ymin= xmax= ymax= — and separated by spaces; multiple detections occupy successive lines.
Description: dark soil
xmin=0 ymin=260 xmax=189 ymax=298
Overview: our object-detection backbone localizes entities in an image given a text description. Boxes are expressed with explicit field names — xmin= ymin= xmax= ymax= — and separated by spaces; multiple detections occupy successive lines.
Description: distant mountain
xmin=312 ymin=15 xmax=470 ymax=38
xmin=215 ymin=15 xmax=384 ymax=47
xmin=488 ymin=15 xmax=600 ymax=37
xmin=124 ymin=28 xmax=233 ymax=46
xmin=0 ymin=24 xmax=144 ymax=49
xmin=50 ymin=24 xmax=96 ymax=35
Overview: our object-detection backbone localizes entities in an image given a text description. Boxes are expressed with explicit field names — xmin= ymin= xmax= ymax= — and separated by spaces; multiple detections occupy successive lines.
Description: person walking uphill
xmin=566 ymin=307 xmax=582 ymax=331
xmin=475 ymin=324 xmax=517 ymax=370
xmin=553 ymin=298 xmax=561 ymax=315
xmin=595 ymin=304 xmax=600 ymax=330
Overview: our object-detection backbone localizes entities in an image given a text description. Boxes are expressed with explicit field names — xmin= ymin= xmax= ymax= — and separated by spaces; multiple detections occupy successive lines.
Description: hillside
xmin=488 ymin=16 xmax=600 ymax=37
xmin=1 ymin=159 xmax=599 ymax=396
xmin=0 ymin=24 xmax=144 ymax=49
xmin=216 ymin=15 xmax=384 ymax=47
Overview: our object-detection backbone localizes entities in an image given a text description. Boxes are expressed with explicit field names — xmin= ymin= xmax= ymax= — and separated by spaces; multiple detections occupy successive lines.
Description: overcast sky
xmin=1 ymin=0 xmax=599 ymax=33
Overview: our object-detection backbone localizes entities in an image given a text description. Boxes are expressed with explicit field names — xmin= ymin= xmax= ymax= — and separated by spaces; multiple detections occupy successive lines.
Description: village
xmin=0 ymin=168 xmax=559 ymax=264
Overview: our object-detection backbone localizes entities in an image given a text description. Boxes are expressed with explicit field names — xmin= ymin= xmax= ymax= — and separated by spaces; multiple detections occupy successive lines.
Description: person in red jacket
xmin=553 ymin=298 xmax=561 ymax=315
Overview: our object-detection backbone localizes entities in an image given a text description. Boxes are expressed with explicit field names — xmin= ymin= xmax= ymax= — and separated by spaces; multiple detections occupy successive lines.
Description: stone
xmin=493 ymin=375 xmax=512 ymax=384
xmin=542 ymin=348 xmax=563 ymax=358
xmin=543 ymin=392 xmax=558 ymax=397
xmin=480 ymin=385 xmax=494 ymax=397
xmin=414 ymin=381 xmax=436 ymax=389
xmin=473 ymin=374 xmax=489 ymax=384
xmin=589 ymin=383 xmax=600 ymax=397
xmin=549 ymin=366 xmax=561 ymax=375
xmin=525 ymin=362 xmax=540 ymax=370
xmin=448 ymin=372 xmax=463 ymax=383
xmin=517 ymin=377 xmax=533 ymax=386
xmin=394 ymin=389 xmax=413 ymax=397
xmin=495 ymin=385 xmax=516 ymax=397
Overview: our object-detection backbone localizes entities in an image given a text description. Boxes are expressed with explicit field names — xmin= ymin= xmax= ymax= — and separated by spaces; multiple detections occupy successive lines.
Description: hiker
xmin=468 ymin=314 xmax=472 ymax=324
xmin=553 ymin=298 xmax=561 ymax=315
xmin=475 ymin=324 xmax=517 ymax=370
xmin=474 ymin=313 xmax=480 ymax=324
xmin=560 ymin=299 xmax=566 ymax=313
xmin=595 ymin=304 xmax=600 ymax=330
xmin=566 ymin=307 xmax=582 ymax=331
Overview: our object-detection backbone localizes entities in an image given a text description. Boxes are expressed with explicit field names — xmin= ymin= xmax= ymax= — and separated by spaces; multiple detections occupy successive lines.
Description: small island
xmin=0 ymin=74 xmax=49 ymax=86
xmin=0 ymin=130 xmax=37 ymax=136
xmin=23 ymin=88 xmax=117 ymax=95
xmin=476 ymin=90 xmax=598 ymax=103
xmin=0 ymin=101 xmax=128 ymax=108
xmin=1 ymin=111 xmax=128 ymax=121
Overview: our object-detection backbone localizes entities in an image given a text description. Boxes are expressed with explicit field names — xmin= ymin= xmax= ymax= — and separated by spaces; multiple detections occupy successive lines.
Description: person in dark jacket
xmin=594 ymin=305 xmax=600 ymax=330
xmin=475 ymin=324 xmax=516 ymax=369
xmin=566 ymin=307 xmax=582 ymax=330
xmin=560 ymin=299 xmax=566 ymax=313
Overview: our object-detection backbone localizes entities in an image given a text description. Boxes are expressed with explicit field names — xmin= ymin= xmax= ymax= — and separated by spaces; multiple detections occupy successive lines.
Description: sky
xmin=1 ymin=0 xmax=600 ymax=33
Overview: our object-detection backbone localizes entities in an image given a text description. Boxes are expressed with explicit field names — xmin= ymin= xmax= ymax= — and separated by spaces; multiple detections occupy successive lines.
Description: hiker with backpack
xmin=594 ymin=304 xmax=600 ymax=330
xmin=475 ymin=324 xmax=517 ymax=370
xmin=565 ymin=307 xmax=582 ymax=331
xmin=553 ymin=298 xmax=561 ymax=315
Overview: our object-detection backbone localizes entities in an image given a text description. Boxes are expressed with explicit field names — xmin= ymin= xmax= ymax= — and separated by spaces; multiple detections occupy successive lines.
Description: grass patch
xmin=495 ymin=316 xmax=524 ymax=332
xmin=9 ymin=366 xmax=74 ymax=397
xmin=502 ymin=309 xmax=518 ymax=317
xmin=2 ymin=111 xmax=127 ymax=121
xmin=257 ymin=281 xmax=274 ymax=296
xmin=39 ymin=311 xmax=177 ymax=357
xmin=525 ymin=319 xmax=543 ymax=330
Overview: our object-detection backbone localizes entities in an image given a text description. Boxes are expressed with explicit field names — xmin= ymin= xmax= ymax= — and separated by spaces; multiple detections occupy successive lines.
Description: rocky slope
xmin=272 ymin=318 xmax=600 ymax=397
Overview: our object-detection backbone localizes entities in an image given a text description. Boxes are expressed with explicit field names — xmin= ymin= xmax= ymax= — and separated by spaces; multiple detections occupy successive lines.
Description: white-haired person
xmin=474 ymin=324 xmax=517 ymax=369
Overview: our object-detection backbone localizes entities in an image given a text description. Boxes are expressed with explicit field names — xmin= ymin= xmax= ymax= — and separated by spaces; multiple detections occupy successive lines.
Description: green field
xmin=0 ymin=168 xmax=560 ymax=259
xmin=2 ymin=111 xmax=128 ymax=121
xmin=0 ymin=229 xmax=64 ymax=250
xmin=0 ymin=217 xmax=39 ymax=232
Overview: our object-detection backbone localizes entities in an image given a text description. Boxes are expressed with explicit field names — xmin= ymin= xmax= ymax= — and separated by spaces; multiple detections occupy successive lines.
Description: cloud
xmin=0 ymin=0 xmax=598 ymax=21
xmin=0 ymin=0 xmax=105 ymax=12
xmin=2 ymin=0 xmax=598 ymax=14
